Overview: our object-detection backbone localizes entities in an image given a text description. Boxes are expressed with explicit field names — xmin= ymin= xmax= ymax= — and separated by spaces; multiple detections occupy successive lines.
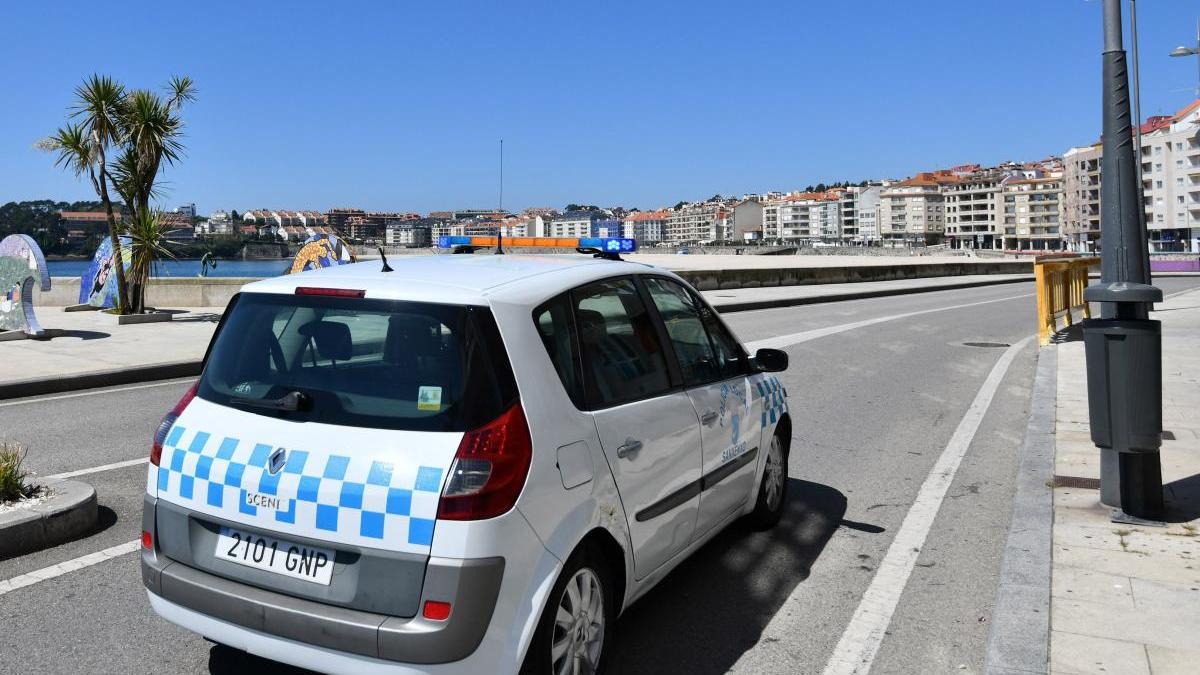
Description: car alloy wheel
xmin=551 ymin=567 xmax=606 ymax=675
xmin=764 ymin=434 xmax=785 ymax=512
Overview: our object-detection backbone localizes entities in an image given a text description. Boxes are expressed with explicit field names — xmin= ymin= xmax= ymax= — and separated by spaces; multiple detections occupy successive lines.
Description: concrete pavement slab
xmin=1048 ymin=287 xmax=1200 ymax=674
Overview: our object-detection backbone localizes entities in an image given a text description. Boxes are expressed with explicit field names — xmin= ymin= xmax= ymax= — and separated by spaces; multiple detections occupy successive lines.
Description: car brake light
xmin=294 ymin=287 xmax=366 ymax=298
xmin=437 ymin=402 xmax=532 ymax=521
xmin=422 ymin=600 xmax=452 ymax=621
xmin=151 ymin=382 xmax=199 ymax=466
xmin=141 ymin=530 xmax=153 ymax=550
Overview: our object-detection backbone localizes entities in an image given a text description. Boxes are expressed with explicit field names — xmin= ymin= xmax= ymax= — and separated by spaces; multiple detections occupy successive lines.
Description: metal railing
xmin=1034 ymin=254 xmax=1101 ymax=345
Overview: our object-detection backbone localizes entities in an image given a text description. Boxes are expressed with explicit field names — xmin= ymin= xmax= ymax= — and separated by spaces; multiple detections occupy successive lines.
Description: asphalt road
xmin=4 ymin=277 xmax=1200 ymax=675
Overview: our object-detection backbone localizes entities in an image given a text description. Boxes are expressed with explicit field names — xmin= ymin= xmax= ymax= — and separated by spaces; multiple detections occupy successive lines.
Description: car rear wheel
xmin=747 ymin=431 xmax=787 ymax=530
xmin=522 ymin=545 xmax=614 ymax=675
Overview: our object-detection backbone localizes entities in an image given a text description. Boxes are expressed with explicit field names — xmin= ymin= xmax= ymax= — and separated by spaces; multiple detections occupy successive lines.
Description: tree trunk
xmin=96 ymin=150 xmax=130 ymax=314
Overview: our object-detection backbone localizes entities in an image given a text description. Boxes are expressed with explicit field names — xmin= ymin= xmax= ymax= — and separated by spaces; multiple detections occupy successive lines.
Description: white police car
xmin=141 ymin=253 xmax=790 ymax=674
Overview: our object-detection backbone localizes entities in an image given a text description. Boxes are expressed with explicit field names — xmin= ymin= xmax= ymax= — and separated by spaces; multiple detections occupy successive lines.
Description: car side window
xmin=533 ymin=293 xmax=585 ymax=409
xmin=690 ymin=289 xmax=747 ymax=380
xmin=642 ymin=276 xmax=719 ymax=387
xmin=644 ymin=277 xmax=746 ymax=385
xmin=572 ymin=278 xmax=673 ymax=408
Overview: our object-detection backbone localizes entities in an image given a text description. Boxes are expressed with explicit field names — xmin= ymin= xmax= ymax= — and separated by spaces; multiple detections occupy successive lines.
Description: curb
xmin=0 ymin=360 xmax=202 ymax=401
xmin=983 ymin=346 xmax=1056 ymax=674
xmin=0 ymin=479 xmax=98 ymax=560
xmin=710 ymin=275 xmax=1032 ymax=313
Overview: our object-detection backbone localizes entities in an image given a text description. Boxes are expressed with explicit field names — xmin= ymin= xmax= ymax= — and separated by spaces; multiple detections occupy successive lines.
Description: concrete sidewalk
xmin=1049 ymin=288 xmax=1200 ymax=674
xmin=0 ymin=274 xmax=1030 ymax=399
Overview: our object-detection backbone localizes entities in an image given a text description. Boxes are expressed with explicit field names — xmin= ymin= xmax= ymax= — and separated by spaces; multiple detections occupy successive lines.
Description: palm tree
xmin=111 ymin=77 xmax=195 ymax=219
xmin=40 ymin=75 xmax=130 ymax=312
xmin=124 ymin=210 xmax=178 ymax=313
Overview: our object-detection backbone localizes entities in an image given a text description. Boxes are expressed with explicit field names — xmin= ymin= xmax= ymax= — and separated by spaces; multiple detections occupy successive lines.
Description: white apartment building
xmin=878 ymin=172 xmax=955 ymax=246
xmin=1062 ymin=144 xmax=1102 ymax=252
xmin=385 ymin=223 xmax=432 ymax=248
xmin=622 ymin=209 xmax=667 ymax=243
xmin=945 ymin=173 xmax=1004 ymax=250
xmin=1137 ymin=101 xmax=1200 ymax=252
xmin=999 ymin=175 xmax=1064 ymax=251
xmin=665 ymin=203 xmax=731 ymax=243
xmin=811 ymin=200 xmax=841 ymax=242
xmin=854 ymin=185 xmax=883 ymax=245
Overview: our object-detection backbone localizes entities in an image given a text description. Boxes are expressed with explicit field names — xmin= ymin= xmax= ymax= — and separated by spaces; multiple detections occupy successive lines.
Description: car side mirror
xmin=752 ymin=348 xmax=788 ymax=373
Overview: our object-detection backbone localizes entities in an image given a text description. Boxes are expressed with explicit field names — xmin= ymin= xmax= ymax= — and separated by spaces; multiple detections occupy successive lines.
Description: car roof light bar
xmin=436 ymin=236 xmax=637 ymax=254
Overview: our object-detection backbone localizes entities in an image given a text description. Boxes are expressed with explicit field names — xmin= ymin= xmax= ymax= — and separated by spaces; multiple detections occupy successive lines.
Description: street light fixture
xmin=1168 ymin=20 xmax=1200 ymax=96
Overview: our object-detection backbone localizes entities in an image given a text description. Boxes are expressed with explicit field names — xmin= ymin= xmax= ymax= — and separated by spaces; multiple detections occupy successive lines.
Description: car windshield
xmin=198 ymin=292 xmax=518 ymax=431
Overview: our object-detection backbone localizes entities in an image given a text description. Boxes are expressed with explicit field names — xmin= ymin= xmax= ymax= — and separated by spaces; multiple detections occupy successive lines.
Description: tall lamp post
xmin=1168 ymin=19 xmax=1200 ymax=97
xmin=1083 ymin=0 xmax=1165 ymax=523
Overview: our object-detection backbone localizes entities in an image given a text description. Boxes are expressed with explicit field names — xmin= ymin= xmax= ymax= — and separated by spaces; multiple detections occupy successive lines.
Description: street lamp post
xmin=1083 ymin=0 xmax=1165 ymax=523
xmin=1169 ymin=19 xmax=1200 ymax=97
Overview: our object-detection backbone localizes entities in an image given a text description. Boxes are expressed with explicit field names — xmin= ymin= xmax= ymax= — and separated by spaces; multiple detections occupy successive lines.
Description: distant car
xmin=140 ymin=254 xmax=790 ymax=674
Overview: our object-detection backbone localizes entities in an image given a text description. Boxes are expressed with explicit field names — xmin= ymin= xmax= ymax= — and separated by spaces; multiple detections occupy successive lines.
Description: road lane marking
xmin=744 ymin=293 xmax=1032 ymax=351
xmin=820 ymin=335 xmax=1034 ymax=675
xmin=40 ymin=457 xmax=149 ymax=481
xmin=0 ymin=378 xmax=193 ymax=408
xmin=0 ymin=539 xmax=139 ymax=596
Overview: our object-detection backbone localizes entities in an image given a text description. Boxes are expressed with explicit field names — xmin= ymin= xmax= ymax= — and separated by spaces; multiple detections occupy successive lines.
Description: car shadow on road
xmin=203 ymin=478 xmax=847 ymax=675
xmin=607 ymin=477 xmax=847 ymax=675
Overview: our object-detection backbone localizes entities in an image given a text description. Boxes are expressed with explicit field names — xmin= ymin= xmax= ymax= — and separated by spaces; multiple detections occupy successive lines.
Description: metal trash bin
xmin=1083 ymin=319 xmax=1162 ymax=454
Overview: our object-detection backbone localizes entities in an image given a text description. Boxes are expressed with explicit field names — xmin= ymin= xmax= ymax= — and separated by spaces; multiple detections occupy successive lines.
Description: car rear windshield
xmin=198 ymin=292 xmax=518 ymax=432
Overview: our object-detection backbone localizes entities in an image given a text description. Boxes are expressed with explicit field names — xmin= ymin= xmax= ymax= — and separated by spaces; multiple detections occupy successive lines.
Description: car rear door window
xmin=571 ymin=278 xmax=673 ymax=408
xmin=533 ymin=293 xmax=585 ymax=408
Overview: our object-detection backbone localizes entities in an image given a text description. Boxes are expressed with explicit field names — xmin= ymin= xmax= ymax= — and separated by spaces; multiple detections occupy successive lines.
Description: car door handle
xmin=700 ymin=410 xmax=719 ymax=426
xmin=616 ymin=439 xmax=643 ymax=459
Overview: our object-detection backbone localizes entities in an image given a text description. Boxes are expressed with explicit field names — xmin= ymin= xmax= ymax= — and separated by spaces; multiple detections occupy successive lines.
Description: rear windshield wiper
xmin=230 ymin=390 xmax=311 ymax=412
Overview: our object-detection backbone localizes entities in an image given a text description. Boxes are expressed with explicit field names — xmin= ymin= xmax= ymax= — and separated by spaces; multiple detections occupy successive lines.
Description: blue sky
xmin=2 ymin=0 xmax=1198 ymax=215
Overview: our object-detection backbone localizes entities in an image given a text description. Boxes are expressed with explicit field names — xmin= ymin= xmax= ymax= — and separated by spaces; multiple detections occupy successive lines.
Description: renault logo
xmin=268 ymin=447 xmax=287 ymax=475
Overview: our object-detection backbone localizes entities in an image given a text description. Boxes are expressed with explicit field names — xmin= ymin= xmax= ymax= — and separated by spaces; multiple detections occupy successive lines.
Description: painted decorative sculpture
xmin=80 ymin=235 xmax=134 ymax=309
xmin=0 ymin=234 xmax=52 ymax=336
xmin=289 ymin=233 xmax=355 ymax=274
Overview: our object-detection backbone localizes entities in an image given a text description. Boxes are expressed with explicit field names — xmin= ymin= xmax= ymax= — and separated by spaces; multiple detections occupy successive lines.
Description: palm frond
xmin=125 ymin=209 xmax=178 ymax=287
xmin=166 ymin=75 xmax=197 ymax=111
xmin=41 ymin=124 xmax=94 ymax=177
xmin=70 ymin=74 xmax=125 ymax=147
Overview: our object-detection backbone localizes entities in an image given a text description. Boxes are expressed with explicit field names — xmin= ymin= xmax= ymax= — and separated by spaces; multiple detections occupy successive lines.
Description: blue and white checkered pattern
xmin=756 ymin=375 xmax=787 ymax=428
xmin=153 ymin=424 xmax=445 ymax=550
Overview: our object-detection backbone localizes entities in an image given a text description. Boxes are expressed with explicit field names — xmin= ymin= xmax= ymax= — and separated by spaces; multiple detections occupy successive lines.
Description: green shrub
xmin=0 ymin=443 xmax=39 ymax=503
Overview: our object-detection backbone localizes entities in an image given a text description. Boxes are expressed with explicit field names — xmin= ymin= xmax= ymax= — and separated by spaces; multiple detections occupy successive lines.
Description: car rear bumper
xmin=141 ymin=545 xmax=504 ymax=665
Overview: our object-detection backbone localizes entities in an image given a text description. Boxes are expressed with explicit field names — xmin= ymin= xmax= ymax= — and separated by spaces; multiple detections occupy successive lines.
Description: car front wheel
xmin=747 ymin=431 xmax=787 ymax=530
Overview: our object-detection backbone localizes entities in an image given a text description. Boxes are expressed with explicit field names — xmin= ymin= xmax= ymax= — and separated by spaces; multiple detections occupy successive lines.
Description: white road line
xmin=820 ymin=335 xmax=1034 ymax=675
xmin=40 ymin=457 xmax=149 ymax=482
xmin=0 ymin=539 xmax=139 ymax=596
xmin=0 ymin=378 xmax=193 ymax=408
xmin=745 ymin=293 xmax=1032 ymax=351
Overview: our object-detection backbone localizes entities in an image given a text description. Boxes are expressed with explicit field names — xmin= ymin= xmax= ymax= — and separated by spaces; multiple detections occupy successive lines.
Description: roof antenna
xmin=377 ymin=246 xmax=393 ymax=272
xmin=496 ymin=138 xmax=505 ymax=255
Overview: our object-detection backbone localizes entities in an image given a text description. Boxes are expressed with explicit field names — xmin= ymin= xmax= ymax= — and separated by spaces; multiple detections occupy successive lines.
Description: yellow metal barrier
xmin=1034 ymin=255 xmax=1101 ymax=345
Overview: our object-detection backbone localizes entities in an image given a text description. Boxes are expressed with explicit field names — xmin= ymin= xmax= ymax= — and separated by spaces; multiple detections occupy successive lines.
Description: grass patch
xmin=0 ymin=442 xmax=40 ymax=503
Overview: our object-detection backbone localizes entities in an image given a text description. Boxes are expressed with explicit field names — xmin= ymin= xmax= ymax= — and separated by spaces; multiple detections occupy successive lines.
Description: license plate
xmin=215 ymin=527 xmax=335 ymax=585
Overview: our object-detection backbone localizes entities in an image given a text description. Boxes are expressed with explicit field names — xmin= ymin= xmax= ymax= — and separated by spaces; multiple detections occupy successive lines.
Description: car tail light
xmin=295 ymin=287 xmax=365 ymax=298
xmin=422 ymin=600 xmax=452 ymax=621
xmin=437 ymin=402 xmax=532 ymax=521
xmin=151 ymin=382 xmax=199 ymax=466
xmin=141 ymin=530 xmax=153 ymax=550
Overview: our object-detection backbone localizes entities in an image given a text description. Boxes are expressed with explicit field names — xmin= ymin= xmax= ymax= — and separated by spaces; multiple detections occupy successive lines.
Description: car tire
xmin=521 ymin=543 xmax=616 ymax=675
xmin=747 ymin=431 xmax=787 ymax=530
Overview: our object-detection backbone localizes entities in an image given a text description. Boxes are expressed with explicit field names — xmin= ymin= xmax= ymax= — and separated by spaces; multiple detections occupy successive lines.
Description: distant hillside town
xmin=5 ymin=100 xmax=1200 ymax=255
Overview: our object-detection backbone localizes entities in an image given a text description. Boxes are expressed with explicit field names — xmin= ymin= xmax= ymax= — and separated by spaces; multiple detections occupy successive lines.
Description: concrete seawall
xmin=35 ymin=259 xmax=1032 ymax=307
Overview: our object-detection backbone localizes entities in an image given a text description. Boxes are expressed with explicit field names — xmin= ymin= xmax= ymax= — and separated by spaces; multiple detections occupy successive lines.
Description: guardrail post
xmin=1035 ymin=260 xmax=1050 ymax=345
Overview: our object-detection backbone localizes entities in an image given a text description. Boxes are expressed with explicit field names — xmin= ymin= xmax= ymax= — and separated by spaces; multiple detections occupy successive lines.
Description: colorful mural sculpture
xmin=0 ymin=234 xmax=52 ymax=336
xmin=288 ymin=233 xmax=355 ymax=274
xmin=79 ymin=236 xmax=134 ymax=309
